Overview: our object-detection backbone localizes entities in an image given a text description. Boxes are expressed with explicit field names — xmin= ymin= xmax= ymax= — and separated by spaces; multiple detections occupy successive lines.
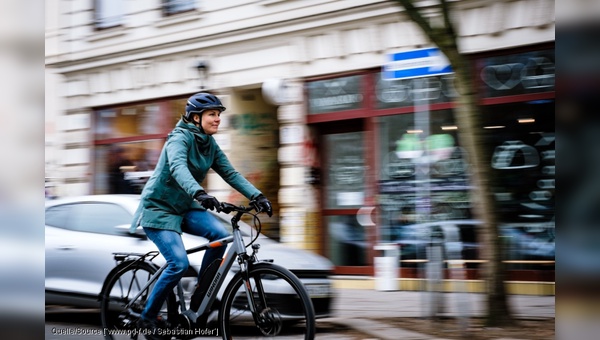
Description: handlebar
xmin=219 ymin=201 xmax=264 ymax=247
xmin=219 ymin=200 xmax=261 ymax=215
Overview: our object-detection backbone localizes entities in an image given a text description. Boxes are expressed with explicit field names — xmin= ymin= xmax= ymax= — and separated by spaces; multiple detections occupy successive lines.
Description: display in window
xmin=95 ymin=140 xmax=163 ymax=195
xmin=94 ymin=104 xmax=162 ymax=140
xmin=327 ymin=215 xmax=367 ymax=266
xmin=324 ymin=132 xmax=365 ymax=209
xmin=107 ymin=146 xmax=136 ymax=194
xmin=375 ymin=73 xmax=457 ymax=109
xmin=307 ymin=75 xmax=363 ymax=114
xmin=491 ymin=140 xmax=540 ymax=169
xmin=478 ymin=49 xmax=554 ymax=97
xmin=377 ymin=111 xmax=472 ymax=245
xmin=482 ymin=102 xmax=555 ymax=224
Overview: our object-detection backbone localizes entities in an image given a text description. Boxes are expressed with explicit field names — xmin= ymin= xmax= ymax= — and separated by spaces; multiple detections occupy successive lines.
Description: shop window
xmin=94 ymin=140 xmax=164 ymax=194
xmin=375 ymin=101 xmax=554 ymax=264
xmin=482 ymin=100 xmax=555 ymax=226
xmin=475 ymin=48 xmax=555 ymax=268
xmin=160 ymin=97 xmax=186 ymax=127
xmin=307 ymin=75 xmax=364 ymax=114
xmin=322 ymin=131 xmax=367 ymax=267
xmin=324 ymin=132 xmax=365 ymax=209
xmin=95 ymin=0 xmax=124 ymax=29
xmin=483 ymin=100 xmax=555 ymax=264
xmin=94 ymin=98 xmax=185 ymax=195
xmin=95 ymin=104 xmax=162 ymax=140
xmin=374 ymin=73 xmax=457 ymax=109
xmin=478 ymin=49 xmax=555 ymax=98
xmin=327 ymin=215 xmax=367 ymax=266
xmin=92 ymin=97 xmax=220 ymax=195
xmin=377 ymin=110 xmax=471 ymax=249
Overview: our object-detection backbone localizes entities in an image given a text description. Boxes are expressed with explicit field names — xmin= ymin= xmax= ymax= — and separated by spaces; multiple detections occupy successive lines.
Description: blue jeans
xmin=141 ymin=209 xmax=230 ymax=321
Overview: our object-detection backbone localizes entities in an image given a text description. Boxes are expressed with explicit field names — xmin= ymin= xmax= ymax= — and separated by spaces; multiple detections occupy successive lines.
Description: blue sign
xmin=383 ymin=47 xmax=453 ymax=80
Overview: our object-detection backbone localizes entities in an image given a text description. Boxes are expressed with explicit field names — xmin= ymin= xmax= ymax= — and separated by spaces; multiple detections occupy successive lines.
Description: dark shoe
xmin=137 ymin=317 xmax=167 ymax=340
xmin=197 ymin=298 xmax=220 ymax=328
xmin=206 ymin=299 xmax=220 ymax=327
xmin=211 ymin=298 xmax=221 ymax=313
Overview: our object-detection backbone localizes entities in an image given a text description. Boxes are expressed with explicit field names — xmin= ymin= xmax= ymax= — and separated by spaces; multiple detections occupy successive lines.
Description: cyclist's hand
xmin=194 ymin=191 xmax=222 ymax=212
xmin=254 ymin=194 xmax=273 ymax=217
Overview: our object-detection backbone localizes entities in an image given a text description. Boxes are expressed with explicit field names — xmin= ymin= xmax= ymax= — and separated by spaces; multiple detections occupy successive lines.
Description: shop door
xmin=320 ymin=120 xmax=372 ymax=271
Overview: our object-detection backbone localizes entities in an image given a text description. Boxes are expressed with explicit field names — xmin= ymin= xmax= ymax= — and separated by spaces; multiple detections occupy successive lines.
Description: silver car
xmin=45 ymin=195 xmax=334 ymax=318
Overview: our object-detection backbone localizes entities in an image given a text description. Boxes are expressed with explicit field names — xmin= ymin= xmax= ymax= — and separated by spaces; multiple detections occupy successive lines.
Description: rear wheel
xmin=219 ymin=262 xmax=316 ymax=340
xmin=99 ymin=261 xmax=178 ymax=340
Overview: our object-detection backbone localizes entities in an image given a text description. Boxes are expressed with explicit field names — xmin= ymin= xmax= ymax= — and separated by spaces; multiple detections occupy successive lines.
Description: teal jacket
xmin=130 ymin=119 xmax=262 ymax=234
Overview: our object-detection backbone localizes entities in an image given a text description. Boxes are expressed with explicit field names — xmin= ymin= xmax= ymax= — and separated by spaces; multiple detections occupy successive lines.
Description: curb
xmin=326 ymin=316 xmax=556 ymax=340
xmin=326 ymin=317 xmax=433 ymax=340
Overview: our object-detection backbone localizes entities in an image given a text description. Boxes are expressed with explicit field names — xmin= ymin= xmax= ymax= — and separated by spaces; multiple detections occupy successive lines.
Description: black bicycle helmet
xmin=184 ymin=92 xmax=226 ymax=121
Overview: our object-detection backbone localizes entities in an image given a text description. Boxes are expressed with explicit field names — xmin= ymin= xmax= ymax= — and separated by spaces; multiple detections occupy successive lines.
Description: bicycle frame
xmin=123 ymin=209 xmax=258 ymax=325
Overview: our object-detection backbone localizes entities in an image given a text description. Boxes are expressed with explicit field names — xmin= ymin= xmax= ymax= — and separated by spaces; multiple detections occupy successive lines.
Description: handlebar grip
xmin=220 ymin=202 xmax=237 ymax=214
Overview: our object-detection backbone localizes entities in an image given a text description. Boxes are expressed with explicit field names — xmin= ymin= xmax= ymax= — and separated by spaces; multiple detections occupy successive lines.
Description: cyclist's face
xmin=200 ymin=109 xmax=221 ymax=135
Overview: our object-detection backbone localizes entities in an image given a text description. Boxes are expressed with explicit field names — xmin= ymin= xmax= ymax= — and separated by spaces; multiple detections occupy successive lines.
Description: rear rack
xmin=112 ymin=251 xmax=160 ymax=263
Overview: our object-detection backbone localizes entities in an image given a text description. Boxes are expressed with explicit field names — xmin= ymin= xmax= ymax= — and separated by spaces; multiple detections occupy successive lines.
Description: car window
xmin=45 ymin=205 xmax=71 ymax=228
xmin=68 ymin=202 xmax=133 ymax=235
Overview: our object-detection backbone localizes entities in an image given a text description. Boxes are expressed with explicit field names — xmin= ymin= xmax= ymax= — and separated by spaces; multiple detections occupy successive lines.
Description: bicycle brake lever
xmin=220 ymin=202 xmax=236 ymax=213
xmin=249 ymin=200 xmax=261 ymax=213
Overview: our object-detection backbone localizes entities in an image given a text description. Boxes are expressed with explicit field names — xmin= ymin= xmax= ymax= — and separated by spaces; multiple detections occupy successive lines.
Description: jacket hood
xmin=175 ymin=118 xmax=203 ymax=134
xmin=174 ymin=118 xmax=210 ymax=145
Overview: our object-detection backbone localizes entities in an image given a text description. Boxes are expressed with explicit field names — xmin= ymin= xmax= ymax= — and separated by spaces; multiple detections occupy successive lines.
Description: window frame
xmin=162 ymin=0 xmax=197 ymax=17
xmin=94 ymin=0 xmax=125 ymax=30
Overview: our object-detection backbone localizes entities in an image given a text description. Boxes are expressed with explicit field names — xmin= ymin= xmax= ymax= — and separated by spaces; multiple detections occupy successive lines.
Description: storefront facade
xmin=306 ymin=45 xmax=555 ymax=281
xmin=46 ymin=1 xmax=554 ymax=280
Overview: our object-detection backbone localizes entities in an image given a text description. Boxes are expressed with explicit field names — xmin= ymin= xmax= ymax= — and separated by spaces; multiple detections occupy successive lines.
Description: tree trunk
xmin=392 ymin=0 xmax=514 ymax=326
xmin=451 ymin=57 xmax=513 ymax=327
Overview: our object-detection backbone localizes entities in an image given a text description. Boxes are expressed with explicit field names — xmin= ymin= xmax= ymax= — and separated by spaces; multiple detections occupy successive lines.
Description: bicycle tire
xmin=99 ymin=260 xmax=178 ymax=340
xmin=219 ymin=262 xmax=316 ymax=340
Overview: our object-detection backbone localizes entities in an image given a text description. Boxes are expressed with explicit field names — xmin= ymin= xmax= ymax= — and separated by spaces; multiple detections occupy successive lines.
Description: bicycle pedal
xmin=117 ymin=315 xmax=135 ymax=328
xmin=181 ymin=309 xmax=199 ymax=324
xmin=173 ymin=313 xmax=192 ymax=331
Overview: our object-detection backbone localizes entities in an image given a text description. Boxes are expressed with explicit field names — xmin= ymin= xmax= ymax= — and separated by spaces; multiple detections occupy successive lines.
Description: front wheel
xmin=219 ymin=262 xmax=316 ymax=340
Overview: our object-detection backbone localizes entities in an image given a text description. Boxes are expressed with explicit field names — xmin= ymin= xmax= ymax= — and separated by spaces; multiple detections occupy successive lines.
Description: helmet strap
xmin=183 ymin=113 xmax=206 ymax=133
xmin=191 ymin=112 xmax=202 ymax=126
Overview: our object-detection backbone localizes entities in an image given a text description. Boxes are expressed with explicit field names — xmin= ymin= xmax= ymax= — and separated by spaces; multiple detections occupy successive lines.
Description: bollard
xmin=425 ymin=225 xmax=445 ymax=317
xmin=374 ymin=243 xmax=399 ymax=291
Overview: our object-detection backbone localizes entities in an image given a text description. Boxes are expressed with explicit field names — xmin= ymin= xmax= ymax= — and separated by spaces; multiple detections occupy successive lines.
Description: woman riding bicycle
xmin=129 ymin=92 xmax=273 ymax=339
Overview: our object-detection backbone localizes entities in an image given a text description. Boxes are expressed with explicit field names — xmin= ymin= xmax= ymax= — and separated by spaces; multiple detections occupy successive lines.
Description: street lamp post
xmin=196 ymin=60 xmax=209 ymax=90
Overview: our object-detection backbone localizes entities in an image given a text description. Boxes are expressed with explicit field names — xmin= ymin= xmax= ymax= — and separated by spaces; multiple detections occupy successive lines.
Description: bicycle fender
xmin=222 ymin=261 xmax=299 ymax=296
xmin=249 ymin=261 xmax=292 ymax=273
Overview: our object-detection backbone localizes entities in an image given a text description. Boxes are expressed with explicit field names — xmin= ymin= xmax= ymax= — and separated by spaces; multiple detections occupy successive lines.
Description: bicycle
xmin=98 ymin=200 xmax=316 ymax=340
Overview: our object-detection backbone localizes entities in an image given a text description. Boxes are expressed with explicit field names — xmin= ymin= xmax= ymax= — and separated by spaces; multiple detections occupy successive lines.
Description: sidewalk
xmin=324 ymin=288 xmax=555 ymax=340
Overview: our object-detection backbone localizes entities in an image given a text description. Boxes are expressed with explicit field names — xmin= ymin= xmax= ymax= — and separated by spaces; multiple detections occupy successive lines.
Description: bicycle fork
xmin=239 ymin=248 xmax=282 ymax=335
xmin=240 ymin=261 xmax=262 ymax=312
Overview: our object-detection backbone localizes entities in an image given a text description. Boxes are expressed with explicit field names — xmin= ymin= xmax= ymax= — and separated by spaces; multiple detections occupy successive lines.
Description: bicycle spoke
xmin=220 ymin=263 xmax=316 ymax=339
xmin=100 ymin=261 xmax=177 ymax=340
